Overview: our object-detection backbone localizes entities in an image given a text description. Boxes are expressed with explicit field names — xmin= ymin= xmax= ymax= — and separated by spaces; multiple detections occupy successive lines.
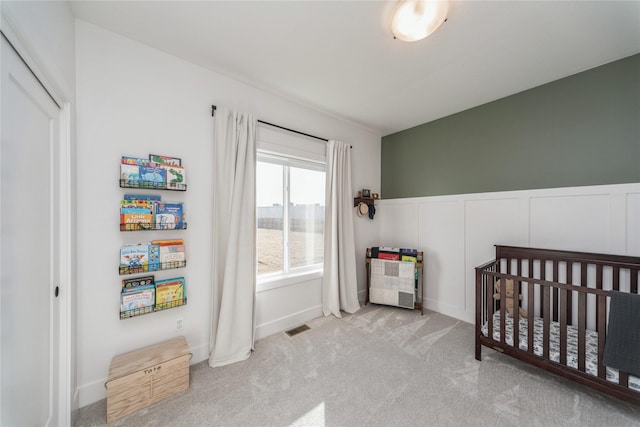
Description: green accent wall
xmin=381 ymin=54 xmax=640 ymax=198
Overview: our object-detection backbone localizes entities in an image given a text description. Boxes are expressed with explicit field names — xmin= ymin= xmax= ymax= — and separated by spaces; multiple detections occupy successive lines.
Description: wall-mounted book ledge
xmin=120 ymin=275 xmax=186 ymax=320
xmin=120 ymin=298 xmax=187 ymax=320
xmin=120 ymin=240 xmax=186 ymax=274
xmin=120 ymin=222 xmax=188 ymax=231
xmin=119 ymin=179 xmax=187 ymax=191
xmin=119 ymin=260 xmax=187 ymax=275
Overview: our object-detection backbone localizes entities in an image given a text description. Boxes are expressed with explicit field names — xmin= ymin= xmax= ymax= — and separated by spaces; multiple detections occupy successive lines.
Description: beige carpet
xmin=75 ymin=305 xmax=640 ymax=426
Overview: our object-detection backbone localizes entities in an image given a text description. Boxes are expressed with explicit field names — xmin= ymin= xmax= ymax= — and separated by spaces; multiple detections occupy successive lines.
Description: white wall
xmin=377 ymin=183 xmax=640 ymax=323
xmin=1 ymin=1 xmax=75 ymax=102
xmin=75 ymin=21 xmax=381 ymax=407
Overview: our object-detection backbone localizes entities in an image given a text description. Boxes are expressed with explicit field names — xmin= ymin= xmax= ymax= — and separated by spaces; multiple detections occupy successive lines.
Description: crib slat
xmin=613 ymin=266 xmax=620 ymax=291
xmin=559 ymin=288 xmax=568 ymax=366
xmin=528 ymin=279 xmax=535 ymax=353
xmin=487 ymin=275 xmax=494 ymax=342
xmin=566 ymin=262 xmax=573 ymax=324
xmin=632 ymin=268 xmax=638 ymax=294
xmin=541 ymin=260 xmax=546 ymax=319
xmin=551 ymin=260 xmax=560 ymax=322
xmin=596 ymin=264 xmax=603 ymax=333
xmin=597 ymin=294 xmax=606 ymax=379
xmin=500 ymin=273 xmax=506 ymax=346
xmin=543 ymin=285 xmax=550 ymax=359
xmin=578 ymin=290 xmax=586 ymax=372
xmin=620 ymin=371 xmax=629 ymax=387
xmin=513 ymin=259 xmax=521 ymax=347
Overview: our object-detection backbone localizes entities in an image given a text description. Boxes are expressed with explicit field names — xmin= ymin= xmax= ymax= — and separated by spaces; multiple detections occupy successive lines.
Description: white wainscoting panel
xmin=419 ymin=200 xmax=465 ymax=318
xmin=627 ymin=193 xmax=640 ymax=256
xmin=464 ymin=198 xmax=525 ymax=317
xmin=529 ymin=194 xmax=610 ymax=253
xmin=378 ymin=201 xmax=420 ymax=248
xmin=376 ymin=183 xmax=640 ymax=324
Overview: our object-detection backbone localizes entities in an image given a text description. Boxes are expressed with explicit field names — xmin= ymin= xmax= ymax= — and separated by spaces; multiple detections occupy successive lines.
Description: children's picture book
xmin=162 ymin=165 xmax=186 ymax=190
xmin=120 ymin=244 xmax=150 ymax=268
xmin=120 ymin=214 xmax=153 ymax=231
xmin=122 ymin=156 xmax=155 ymax=166
xmin=149 ymin=154 xmax=181 ymax=166
xmin=120 ymin=244 xmax=160 ymax=273
xmin=155 ymin=277 xmax=185 ymax=306
xmin=155 ymin=202 xmax=184 ymax=229
xmin=138 ymin=165 xmax=166 ymax=187
xmin=120 ymin=243 xmax=160 ymax=274
xmin=120 ymin=164 xmax=140 ymax=184
xmin=148 ymin=244 xmax=160 ymax=271
xmin=122 ymin=275 xmax=155 ymax=291
xmin=151 ymin=239 xmax=186 ymax=266
xmin=120 ymin=199 xmax=154 ymax=231
xmin=121 ymin=287 xmax=155 ymax=312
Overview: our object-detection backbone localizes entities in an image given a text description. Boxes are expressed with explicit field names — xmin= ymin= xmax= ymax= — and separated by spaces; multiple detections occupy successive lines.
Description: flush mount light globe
xmin=391 ymin=0 xmax=450 ymax=42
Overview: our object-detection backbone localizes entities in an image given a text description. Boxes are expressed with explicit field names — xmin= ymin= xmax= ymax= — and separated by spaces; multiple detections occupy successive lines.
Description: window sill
xmin=256 ymin=268 xmax=323 ymax=293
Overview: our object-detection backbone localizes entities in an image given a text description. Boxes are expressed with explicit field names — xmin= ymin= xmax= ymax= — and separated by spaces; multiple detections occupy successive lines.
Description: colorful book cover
xmin=155 ymin=202 xmax=184 ymax=229
xmin=121 ymin=199 xmax=153 ymax=211
xmin=120 ymin=212 xmax=153 ymax=231
xmin=138 ymin=166 xmax=166 ymax=188
xmin=151 ymin=239 xmax=184 ymax=246
xmin=120 ymin=244 xmax=150 ymax=268
xmin=159 ymin=245 xmax=186 ymax=266
xmin=121 ymin=275 xmax=155 ymax=291
xmin=149 ymin=154 xmax=181 ymax=166
xmin=121 ymin=288 xmax=155 ymax=311
xmin=162 ymin=165 xmax=186 ymax=189
xmin=401 ymin=255 xmax=417 ymax=263
xmin=148 ymin=244 xmax=160 ymax=271
xmin=378 ymin=253 xmax=400 ymax=261
xmin=155 ymin=277 xmax=185 ymax=305
xmin=120 ymin=200 xmax=154 ymax=230
xmin=120 ymin=164 xmax=140 ymax=184
xmin=121 ymin=156 xmax=158 ymax=167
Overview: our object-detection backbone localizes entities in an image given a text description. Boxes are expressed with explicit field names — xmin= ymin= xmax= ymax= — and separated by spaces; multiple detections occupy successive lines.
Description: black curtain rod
xmin=211 ymin=105 xmax=330 ymax=143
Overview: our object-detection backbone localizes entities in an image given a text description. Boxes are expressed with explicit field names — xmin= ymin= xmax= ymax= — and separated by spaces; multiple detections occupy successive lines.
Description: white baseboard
xmin=424 ymin=297 xmax=474 ymax=324
xmin=78 ymin=378 xmax=108 ymax=408
xmin=255 ymin=304 xmax=323 ymax=341
xmin=188 ymin=341 xmax=210 ymax=365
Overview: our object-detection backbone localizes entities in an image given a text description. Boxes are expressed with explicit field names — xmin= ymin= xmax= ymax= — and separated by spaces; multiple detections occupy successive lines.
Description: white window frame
xmin=256 ymin=126 xmax=326 ymax=292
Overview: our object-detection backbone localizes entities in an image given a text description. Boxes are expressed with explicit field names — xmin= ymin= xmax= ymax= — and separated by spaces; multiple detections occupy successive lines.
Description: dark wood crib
xmin=475 ymin=245 xmax=640 ymax=404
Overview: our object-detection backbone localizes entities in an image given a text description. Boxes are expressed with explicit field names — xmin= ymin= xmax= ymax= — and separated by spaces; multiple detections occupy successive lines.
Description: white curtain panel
xmin=322 ymin=140 xmax=361 ymax=317
xmin=209 ymin=108 xmax=257 ymax=367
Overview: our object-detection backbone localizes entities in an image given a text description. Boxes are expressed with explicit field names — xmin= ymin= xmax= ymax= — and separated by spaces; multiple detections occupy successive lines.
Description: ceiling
xmin=70 ymin=1 xmax=640 ymax=136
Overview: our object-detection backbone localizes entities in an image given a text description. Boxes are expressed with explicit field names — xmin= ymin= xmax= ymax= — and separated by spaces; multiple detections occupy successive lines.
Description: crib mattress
xmin=481 ymin=312 xmax=640 ymax=392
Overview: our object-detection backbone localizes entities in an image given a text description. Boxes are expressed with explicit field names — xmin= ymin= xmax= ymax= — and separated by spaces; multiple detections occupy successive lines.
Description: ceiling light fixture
xmin=391 ymin=0 xmax=450 ymax=42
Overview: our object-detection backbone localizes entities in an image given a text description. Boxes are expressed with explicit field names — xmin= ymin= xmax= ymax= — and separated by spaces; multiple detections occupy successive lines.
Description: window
xmin=257 ymin=154 xmax=325 ymax=278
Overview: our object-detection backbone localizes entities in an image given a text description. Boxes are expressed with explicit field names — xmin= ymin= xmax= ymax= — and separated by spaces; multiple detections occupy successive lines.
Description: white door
xmin=1 ymin=35 xmax=61 ymax=426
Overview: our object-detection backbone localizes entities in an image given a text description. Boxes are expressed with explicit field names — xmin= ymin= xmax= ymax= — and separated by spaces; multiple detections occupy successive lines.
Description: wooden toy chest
xmin=105 ymin=336 xmax=191 ymax=423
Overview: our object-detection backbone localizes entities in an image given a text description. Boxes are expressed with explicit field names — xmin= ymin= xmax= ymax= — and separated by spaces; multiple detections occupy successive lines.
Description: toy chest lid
xmin=106 ymin=336 xmax=190 ymax=385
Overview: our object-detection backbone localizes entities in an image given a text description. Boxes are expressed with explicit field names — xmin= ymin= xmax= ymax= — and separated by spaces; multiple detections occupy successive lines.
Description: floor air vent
xmin=285 ymin=324 xmax=310 ymax=337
